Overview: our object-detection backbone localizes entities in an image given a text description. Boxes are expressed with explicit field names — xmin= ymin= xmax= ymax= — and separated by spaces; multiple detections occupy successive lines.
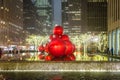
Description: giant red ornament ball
xmin=61 ymin=34 xmax=69 ymax=41
xmin=45 ymin=55 xmax=52 ymax=61
xmin=48 ymin=38 xmax=66 ymax=57
xmin=38 ymin=54 xmax=45 ymax=60
xmin=64 ymin=40 xmax=74 ymax=55
xmin=44 ymin=43 xmax=49 ymax=53
xmin=49 ymin=34 xmax=60 ymax=40
xmin=53 ymin=25 xmax=63 ymax=35
xmin=38 ymin=25 xmax=76 ymax=61
xmin=68 ymin=54 xmax=75 ymax=61
xmin=72 ymin=44 xmax=76 ymax=53
xmin=64 ymin=54 xmax=75 ymax=61
xmin=38 ymin=45 xmax=44 ymax=52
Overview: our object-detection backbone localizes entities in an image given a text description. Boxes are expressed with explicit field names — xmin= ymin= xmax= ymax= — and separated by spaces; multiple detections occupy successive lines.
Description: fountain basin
xmin=0 ymin=61 xmax=120 ymax=72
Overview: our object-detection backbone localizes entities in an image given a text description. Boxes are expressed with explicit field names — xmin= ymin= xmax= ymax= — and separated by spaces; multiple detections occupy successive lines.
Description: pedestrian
xmin=111 ymin=47 xmax=113 ymax=56
xmin=0 ymin=48 xmax=3 ymax=58
xmin=107 ymin=47 xmax=110 ymax=55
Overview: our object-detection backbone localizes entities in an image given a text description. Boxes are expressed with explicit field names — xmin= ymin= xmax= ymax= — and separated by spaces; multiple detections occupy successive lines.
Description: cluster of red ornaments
xmin=38 ymin=25 xmax=76 ymax=61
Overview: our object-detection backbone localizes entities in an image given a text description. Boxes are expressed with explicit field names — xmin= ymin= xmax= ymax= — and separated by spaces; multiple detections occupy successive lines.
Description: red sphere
xmin=68 ymin=54 xmax=75 ymax=61
xmin=61 ymin=34 xmax=69 ymax=41
xmin=44 ymin=43 xmax=49 ymax=53
xmin=64 ymin=41 xmax=74 ymax=55
xmin=48 ymin=38 xmax=66 ymax=57
xmin=45 ymin=55 xmax=52 ymax=61
xmin=38 ymin=54 xmax=45 ymax=60
xmin=49 ymin=34 xmax=60 ymax=40
xmin=53 ymin=25 xmax=63 ymax=35
xmin=72 ymin=44 xmax=76 ymax=53
xmin=52 ymin=57 xmax=63 ymax=61
xmin=64 ymin=56 xmax=71 ymax=61
xmin=38 ymin=45 xmax=44 ymax=52
xmin=64 ymin=54 xmax=75 ymax=61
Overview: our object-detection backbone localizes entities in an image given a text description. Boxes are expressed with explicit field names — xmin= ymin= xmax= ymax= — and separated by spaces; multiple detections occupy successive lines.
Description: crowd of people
xmin=0 ymin=48 xmax=31 ymax=60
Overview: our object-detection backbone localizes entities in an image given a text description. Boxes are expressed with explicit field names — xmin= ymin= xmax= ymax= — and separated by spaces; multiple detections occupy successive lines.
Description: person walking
xmin=111 ymin=47 xmax=113 ymax=56
xmin=107 ymin=47 xmax=110 ymax=55
xmin=0 ymin=48 xmax=3 ymax=58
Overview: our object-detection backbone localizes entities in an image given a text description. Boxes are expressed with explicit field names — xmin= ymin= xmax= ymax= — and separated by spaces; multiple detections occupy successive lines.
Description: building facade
xmin=23 ymin=0 xmax=39 ymax=35
xmin=87 ymin=0 xmax=107 ymax=32
xmin=108 ymin=0 xmax=120 ymax=55
xmin=0 ymin=0 xmax=25 ymax=45
xmin=51 ymin=0 xmax=62 ymax=26
xmin=34 ymin=0 xmax=52 ymax=35
xmin=62 ymin=0 xmax=87 ymax=35
xmin=62 ymin=0 xmax=107 ymax=35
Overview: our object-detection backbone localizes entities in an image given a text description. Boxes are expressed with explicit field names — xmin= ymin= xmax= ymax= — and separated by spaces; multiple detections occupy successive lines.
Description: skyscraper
xmin=23 ymin=0 xmax=39 ymax=35
xmin=62 ymin=0 xmax=87 ymax=35
xmin=87 ymin=0 xmax=107 ymax=32
xmin=108 ymin=0 xmax=120 ymax=55
xmin=0 ymin=0 xmax=24 ymax=45
xmin=52 ymin=0 xmax=62 ymax=26
xmin=31 ymin=0 xmax=52 ymax=35
xmin=62 ymin=0 xmax=107 ymax=35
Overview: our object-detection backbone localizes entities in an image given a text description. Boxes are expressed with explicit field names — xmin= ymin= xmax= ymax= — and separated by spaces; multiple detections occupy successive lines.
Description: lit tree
xmin=26 ymin=35 xmax=49 ymax=50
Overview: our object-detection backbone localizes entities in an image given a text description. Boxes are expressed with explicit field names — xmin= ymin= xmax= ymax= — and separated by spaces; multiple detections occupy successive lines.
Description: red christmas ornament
xmin=64 ymin=41 xmax=74 ymax=55
xmin=38 ymin=54 xmax=45 ymax=60
xmin=45 ymin=55 xmax=52 ymax=61
xmin=72 ymin=44 xmax=76 ymax=53
xmin=64 ymin=54 xmax=75 ymax=61
xmin=38 ymin=25 xmax=76 ymax=61
xmin=68 ymin=54 xmax=75 ymax=61
xmin=48 ymin=38 xmax=66 ymax=57
xmin=49 ymin=34 xmax=60 ymax=40
xmin=64 ymin=56 xmax=71 ymax=61
xmin=52 ymin=57 xmax=63 ymax=61
xmin=38 ymin=45 xmax=44 ymax=52
xmin=53 ymin=25 xmax=63 ymax=35
xmin=44 ymin=43 xmax=49 ymax=53
xmin=61 ymin=34 xmax=69 ymax=41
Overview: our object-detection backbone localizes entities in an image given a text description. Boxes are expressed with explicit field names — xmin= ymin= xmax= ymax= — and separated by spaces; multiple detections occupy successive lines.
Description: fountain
xmin=0 ymin=25 xmax=120 ymax=72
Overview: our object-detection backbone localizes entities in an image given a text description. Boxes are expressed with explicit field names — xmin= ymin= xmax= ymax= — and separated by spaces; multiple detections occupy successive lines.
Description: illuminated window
xmin=0 ymin=6 xmax=4 ymax=9
xmin=20 ymin=0 xmax=23 ymax=2
xmin=118 ymin=29 xmax=120 ymax=51
xmin=16 ymin=5 xmax=20 ymax=8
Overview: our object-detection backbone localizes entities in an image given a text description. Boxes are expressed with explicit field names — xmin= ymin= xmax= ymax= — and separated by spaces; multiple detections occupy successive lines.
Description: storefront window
xmin=119 ymin=29 xmax=120 ymax=54
xmin=112 ymin=31 xmax=115 ymax=54
xmin=108 ymin=33 xmax=111 ymax=50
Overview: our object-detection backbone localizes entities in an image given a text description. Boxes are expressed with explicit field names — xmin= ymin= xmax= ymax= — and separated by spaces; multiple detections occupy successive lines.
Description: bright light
xmin=92 ymin=37 xmax=99 ymax=42
xmin=0 ymin=6 xmax=4 ymax=9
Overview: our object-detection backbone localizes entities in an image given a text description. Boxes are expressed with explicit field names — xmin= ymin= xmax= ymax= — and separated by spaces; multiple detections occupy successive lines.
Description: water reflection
xmin=0 ymin=72 xmax=120 ymax=80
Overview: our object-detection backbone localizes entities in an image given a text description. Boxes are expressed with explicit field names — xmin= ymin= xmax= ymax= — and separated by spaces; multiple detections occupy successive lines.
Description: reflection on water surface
xmin=0 ymin=72 xmax=120 ymax=80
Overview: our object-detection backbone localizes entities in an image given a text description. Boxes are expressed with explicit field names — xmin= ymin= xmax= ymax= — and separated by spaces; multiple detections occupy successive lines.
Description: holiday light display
xmin=38 ymin=25 xmax=76 ymax=61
